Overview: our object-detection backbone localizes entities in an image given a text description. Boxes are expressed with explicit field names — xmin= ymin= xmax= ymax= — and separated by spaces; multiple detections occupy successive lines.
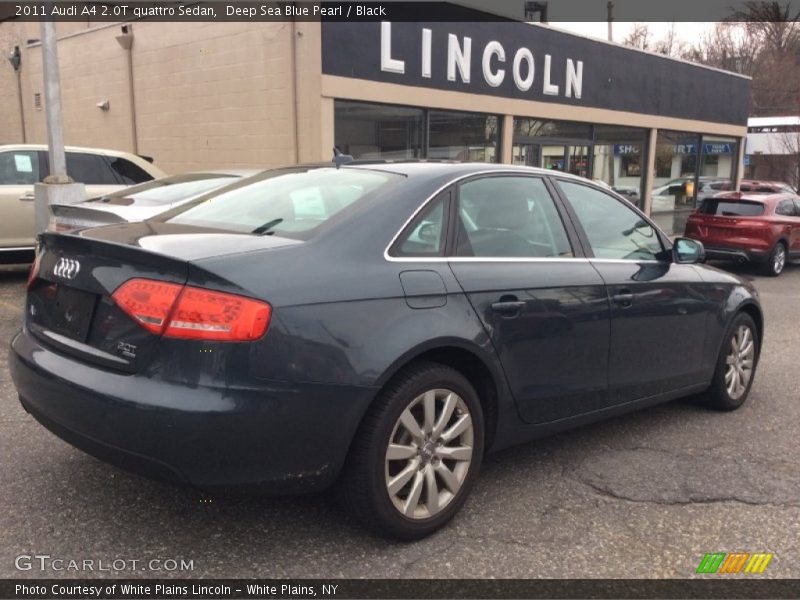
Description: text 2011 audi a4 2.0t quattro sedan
xmin=10 ymin=163 xmax=763 ymax=539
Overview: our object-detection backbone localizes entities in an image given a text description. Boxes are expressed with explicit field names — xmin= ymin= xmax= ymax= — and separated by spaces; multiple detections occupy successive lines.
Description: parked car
xmin=651 ymin=176 xmax=731 ymax=213
xmin=0 ymin=145 xmax=165 ymax=263
xmin=51 ymin=170 xmax=259 ymax=232
xmin=685 ymin=192 xmax=800 ymax=276
xmin=11 ymin=163 xmax=763 ymax=539
xmin=739 ymin=179 xmax=796 ymax=194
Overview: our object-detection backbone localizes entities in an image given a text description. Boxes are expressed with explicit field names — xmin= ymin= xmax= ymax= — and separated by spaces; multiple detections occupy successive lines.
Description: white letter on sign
xmin=482 ymin=41 xmax=505 ymax=87
xmin=421 ymin=28 xmax=432 ymax=78
xmin=447 ymin=34 xmax=472 ymax=83
xmin=565 ymin=59 xmax=583 ymax=99
xmin=381 ymin=22 xmax=405 ymax=74
xmin=543 ymin=54 xmax=559 ymax=95
xmin=512 ymin=47 xmax=534 ymax=91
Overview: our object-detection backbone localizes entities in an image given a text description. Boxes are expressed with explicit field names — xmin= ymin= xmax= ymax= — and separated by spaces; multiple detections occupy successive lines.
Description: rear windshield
xmin=698 ymin=200 xmax=765 ymax=217
xmin=161 ymin=167 xmax=400 ymax=239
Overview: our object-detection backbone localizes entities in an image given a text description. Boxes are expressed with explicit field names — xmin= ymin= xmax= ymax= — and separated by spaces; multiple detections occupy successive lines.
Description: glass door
xmin=512 ymin=143 xmax=541 ymax=167
xmin=566 ymin=145 xmax=591 ymax=178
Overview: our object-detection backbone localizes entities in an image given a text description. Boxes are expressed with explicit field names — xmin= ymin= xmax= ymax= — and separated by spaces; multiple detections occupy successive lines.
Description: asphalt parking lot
xmin=1 ymin=261 xmax=798 ymax=579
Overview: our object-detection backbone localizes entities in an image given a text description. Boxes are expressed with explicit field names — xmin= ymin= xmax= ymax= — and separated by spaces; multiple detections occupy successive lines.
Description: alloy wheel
xmin=725 ymin=324 xmax=755 ymax=400
xmin=384 ymin=388 xmax=474 ymax=520
xmin=774 ymin=244 xmax=786 ymax=274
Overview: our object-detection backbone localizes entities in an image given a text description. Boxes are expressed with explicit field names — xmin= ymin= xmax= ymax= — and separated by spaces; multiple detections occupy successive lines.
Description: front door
xmin=0 ymin=149 xmax=40 ymax=249
xmin=448 ymin=175 xmax=611 ymax=424
xmin=554 ymin=178 xmax=711 ymax=405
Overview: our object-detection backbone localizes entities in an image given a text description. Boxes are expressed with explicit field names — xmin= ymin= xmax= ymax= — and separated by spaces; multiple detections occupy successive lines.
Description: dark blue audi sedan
xmin=10 ymin=162 xmax=762 ymax=539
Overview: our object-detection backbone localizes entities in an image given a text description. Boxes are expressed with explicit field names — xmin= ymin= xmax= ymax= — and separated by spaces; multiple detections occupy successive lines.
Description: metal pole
xmin=607 ymin=1 xmax=614 ymax=42
xmin=40 ymin=19 xmax=68 ymax=182
xmin=15 ymin=69 xmax=27 ymax=143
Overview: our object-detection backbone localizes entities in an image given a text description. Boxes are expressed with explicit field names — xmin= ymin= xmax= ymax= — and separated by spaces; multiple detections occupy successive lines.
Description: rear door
xmin=446 ymin=175 xmax=611 ymax=424
xmin=554 ymin=178 xmax=710 ymax=404
xmin=0 ymin=149 xmax=40 ymax=249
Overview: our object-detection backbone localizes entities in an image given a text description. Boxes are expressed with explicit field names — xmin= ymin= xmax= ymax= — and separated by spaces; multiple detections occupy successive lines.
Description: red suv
xmin=685 ymin=192 xmax=800 ymax=276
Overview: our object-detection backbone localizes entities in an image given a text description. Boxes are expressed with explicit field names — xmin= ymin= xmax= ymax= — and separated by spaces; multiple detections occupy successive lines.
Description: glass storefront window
xmin=334 ymin=100 xmax=424 ymax=160
xmin=699 ymin=135 xmax=738 ymax=182
xmin=334 ymin=101 xmax=499 ymax=163
xmin=592 ymin=124 xmax=648 ymax=207
xmin=650 ymin=130 xmax=701 ymax=237
xmin=428 ymin=110 xmax=499 ymax=162
xmin=513 ymin=118 xmax=592 ymax=141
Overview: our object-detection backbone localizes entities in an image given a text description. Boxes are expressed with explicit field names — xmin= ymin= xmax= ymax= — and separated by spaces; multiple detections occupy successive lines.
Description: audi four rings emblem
xmin=53 ymin=257 xmax=81 ymax=280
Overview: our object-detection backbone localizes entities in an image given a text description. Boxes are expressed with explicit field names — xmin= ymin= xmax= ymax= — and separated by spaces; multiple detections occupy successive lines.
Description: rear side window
xmin=699 ymin=200 xmax=765 ymax=217
xmin=557 ymin=180 xmax=663 ymax=261
xmin=0 ymin=151 xmax=40 ymax=185
xmin=109 ymin=157 xmax=154 ymax=184
xmin=394 ymin=193 xmax=449 ymax=257
xmin=776 ymin=199 xmax=797 ymax=216
xmin=66 ymin=152 xmax=117 ymax=185
xmin=164 ymin=167 xmax=400 ymax=239
xmin=456 ymin=176 xmax=573 ymax=258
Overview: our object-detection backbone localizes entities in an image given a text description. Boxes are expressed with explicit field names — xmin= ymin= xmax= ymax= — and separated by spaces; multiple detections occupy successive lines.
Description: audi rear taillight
xmin=27 ymin=252 xmax=42 ymax=290
xmin=112 ymin=278 xmax=271 ymax=341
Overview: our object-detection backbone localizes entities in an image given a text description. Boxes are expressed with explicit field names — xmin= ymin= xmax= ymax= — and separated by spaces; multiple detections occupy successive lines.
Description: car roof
xmin=0 ymin=143 xmax=144 ymax=159
xmin=337 ymin=160 xmax=590 ymax=182
xmin=711 ymin=191 xmax=796 ymax=203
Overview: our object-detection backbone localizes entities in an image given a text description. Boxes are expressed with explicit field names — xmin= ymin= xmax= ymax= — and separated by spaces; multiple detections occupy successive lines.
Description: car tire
xmin=702 ymin=312 xmax=759 ymax=411
xmin=339 ymin=362 xmax=484 ymax=540
xmin=762 ymin=242 xmax=787 ymax=277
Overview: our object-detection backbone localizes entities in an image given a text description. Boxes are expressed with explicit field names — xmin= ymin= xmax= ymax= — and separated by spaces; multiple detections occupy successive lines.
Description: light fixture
xmin=7 ymin=45 xmax=21 ymax=71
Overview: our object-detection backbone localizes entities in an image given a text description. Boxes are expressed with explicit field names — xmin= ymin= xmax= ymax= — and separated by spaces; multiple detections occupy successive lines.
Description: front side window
xmin=558 ymin=180 xmax=663 ymax=261
xmin=456 ymin=177 xmax=572 ymax=258
xmin=164 ymin=167 xmax=400 ymax=239
xmin=0 ymin=151 xmax=40 ymax=185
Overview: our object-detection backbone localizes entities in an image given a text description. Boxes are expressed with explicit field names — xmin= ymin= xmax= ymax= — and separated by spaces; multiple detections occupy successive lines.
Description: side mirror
xmin=673 ymin=237 xmax=705 ymax=264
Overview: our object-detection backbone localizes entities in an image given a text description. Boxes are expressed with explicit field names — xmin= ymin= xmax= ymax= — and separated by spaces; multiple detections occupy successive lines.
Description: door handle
xmin=611 ymin=289 xmax=634 ymax=308
xmin=491 ymin=301 xmax=526 ymax=316
xmin=19 ymin=192 xmax=35 ymax=202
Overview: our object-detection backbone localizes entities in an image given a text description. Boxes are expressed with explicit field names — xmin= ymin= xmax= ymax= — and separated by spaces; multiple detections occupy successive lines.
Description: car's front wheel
xmin=703 ymin=312 xmax=759 ymax=411
xmin=340 ymin=362 xmax=484 ymax=539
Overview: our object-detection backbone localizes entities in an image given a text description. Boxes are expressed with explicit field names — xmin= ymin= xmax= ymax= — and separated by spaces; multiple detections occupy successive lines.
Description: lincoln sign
xmin=321 ymin=20 xmax=751 ymax=125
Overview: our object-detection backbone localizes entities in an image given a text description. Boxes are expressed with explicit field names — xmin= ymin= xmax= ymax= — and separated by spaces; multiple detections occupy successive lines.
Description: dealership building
xmin=0 ymin=8 xmax=751 ymax=235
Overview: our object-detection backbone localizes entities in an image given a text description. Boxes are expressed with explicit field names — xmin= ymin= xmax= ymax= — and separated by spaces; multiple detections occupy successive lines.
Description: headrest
xmin=476 ymin=194 xmax=530 ymax=230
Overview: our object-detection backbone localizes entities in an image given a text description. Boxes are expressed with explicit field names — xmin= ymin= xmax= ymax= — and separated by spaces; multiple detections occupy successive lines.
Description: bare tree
xmin=622 ymin=23 xmax=652 ymax=51
xmin=778 ymin=129 xmax=800 ymax=189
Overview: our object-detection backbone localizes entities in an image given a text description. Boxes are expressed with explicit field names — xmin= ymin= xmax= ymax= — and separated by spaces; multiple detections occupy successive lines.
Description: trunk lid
xmin=27 ymin=223 xmax=299 ymax=372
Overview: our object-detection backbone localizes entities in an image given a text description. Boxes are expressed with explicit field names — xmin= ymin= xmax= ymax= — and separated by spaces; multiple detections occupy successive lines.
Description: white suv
xmin=0 ymin=145 xmax=166 ymax=262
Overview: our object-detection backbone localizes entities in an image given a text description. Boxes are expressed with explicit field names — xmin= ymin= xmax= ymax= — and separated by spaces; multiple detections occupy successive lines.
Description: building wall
xmin=0 ymin=21 xmax=26 ymax=144
xmin=6 ymin=21 xmax=320 ymax=174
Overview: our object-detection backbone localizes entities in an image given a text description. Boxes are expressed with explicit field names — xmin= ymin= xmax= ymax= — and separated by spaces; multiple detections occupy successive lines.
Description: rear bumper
xmin=703 ymin=245 xmax=769 ymax=264
xmin=10 ymin=328 xmax=377 ymax=491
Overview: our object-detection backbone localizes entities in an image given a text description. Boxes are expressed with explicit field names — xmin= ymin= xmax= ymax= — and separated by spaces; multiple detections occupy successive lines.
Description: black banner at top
xmin=2 ymin=0 xmax=800 ymax=22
